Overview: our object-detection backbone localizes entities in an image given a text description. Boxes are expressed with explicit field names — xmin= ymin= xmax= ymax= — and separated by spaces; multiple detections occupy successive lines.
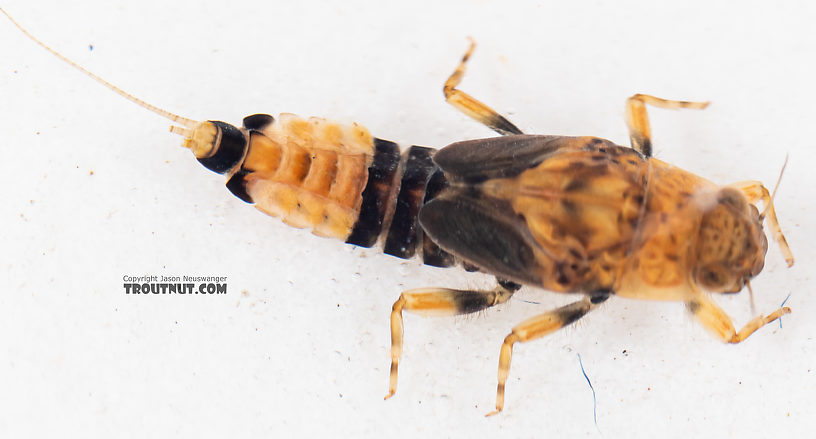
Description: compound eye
xmin=718 ymin=187 xmax=748 ymax=212
xmin=695 ymin=263 xmax=735 ymax=291
xmin=748 ymin=203 xmax=760 ymax=219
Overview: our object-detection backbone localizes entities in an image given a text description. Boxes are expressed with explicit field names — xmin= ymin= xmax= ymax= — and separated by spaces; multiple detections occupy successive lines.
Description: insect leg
xmin=686 ymin=295 xmax=790 ymax=343
xmin=486 ymin=292 xmax=610 ymax=417
xmin=625 ymin=94 xmax=709 ymax=157
xmin=385 ymin=279 xmax=521 ymax=400
xmin=730 ymin=180 xmax=794 ymax=267
xmin=443 ymin=39 xmax=524 ymax=136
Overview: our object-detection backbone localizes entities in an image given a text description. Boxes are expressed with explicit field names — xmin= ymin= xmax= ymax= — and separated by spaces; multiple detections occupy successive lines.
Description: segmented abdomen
xmin=226 ymin=113 xmax=455 ymax=268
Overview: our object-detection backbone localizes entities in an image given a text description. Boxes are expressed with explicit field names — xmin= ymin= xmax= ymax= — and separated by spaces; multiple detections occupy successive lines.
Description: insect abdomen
xmin=224 ymin=113 xmax=372 ymax=239
xmin=347 ymin=142 xmax=454 ymax=267
xmin=225 ymin=114 xmax=454 ymax=268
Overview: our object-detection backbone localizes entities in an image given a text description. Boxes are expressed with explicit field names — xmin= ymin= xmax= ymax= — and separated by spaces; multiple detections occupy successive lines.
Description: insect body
xmin=3 ymin=9 xmax=794 ymax=417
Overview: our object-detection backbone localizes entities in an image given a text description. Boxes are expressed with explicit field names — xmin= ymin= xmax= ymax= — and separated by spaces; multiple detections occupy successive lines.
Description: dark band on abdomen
xmin=346 ymin=138 xmax=402 ymax=247
xmin=345 ymin=140 xmax=458 ymax=268
xmin=383 ymin=146 xmax=438 ymax=259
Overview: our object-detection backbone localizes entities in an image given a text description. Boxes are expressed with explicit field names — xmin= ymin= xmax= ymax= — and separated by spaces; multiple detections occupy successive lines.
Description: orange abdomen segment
xmin=242 ymin=115 xmax=374 ymax=239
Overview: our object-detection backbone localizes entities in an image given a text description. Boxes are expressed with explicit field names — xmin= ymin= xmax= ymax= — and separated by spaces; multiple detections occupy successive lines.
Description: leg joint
xmin=589 ymin=290 xmax=611 ymax=304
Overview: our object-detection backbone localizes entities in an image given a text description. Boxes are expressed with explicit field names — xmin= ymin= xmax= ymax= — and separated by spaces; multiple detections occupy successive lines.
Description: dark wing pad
xmin=419 ymin=192 xmax=543 ymax=286
xmin=433 ymin=135 xmax=583 ymax=182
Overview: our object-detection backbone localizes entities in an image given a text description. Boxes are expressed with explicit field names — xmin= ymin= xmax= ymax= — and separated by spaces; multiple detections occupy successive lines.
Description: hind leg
xmin=385 ymin=278 xmax=520 ymax=399
xmin=443 ymin=39 xmax=524 ymax=136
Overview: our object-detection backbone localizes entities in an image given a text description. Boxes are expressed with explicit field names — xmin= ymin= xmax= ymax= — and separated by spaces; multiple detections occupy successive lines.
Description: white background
xmin=1 ymin=1 xmax=814 ymax=437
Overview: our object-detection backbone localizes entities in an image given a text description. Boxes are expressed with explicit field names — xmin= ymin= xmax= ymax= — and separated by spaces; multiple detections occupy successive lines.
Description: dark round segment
xmin=197 ymin=121 xmax=247 ymax=174
xmin=242 ymin=113 xmax=275 ymax=131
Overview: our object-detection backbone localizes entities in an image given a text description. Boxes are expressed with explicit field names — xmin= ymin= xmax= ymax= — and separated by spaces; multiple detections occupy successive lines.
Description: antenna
xmin=752 ymin=153 xmax=794 ymax=268
xmin=1 ymin=6 xmax=199 ymax=133
xmin=761 ymin=153 xmax=788 ymax=221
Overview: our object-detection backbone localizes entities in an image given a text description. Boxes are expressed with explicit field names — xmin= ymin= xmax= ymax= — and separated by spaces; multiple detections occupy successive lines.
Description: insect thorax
xmin=504 ymin=141 xmax=649 ymax=293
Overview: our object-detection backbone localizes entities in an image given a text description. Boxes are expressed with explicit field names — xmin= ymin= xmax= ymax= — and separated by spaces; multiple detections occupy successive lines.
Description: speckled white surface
xmin=1 ymin=1 xmax=814 ymax=437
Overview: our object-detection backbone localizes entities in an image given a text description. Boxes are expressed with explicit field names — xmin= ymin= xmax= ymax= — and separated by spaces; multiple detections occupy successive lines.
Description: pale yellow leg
xmin=625 ymin=93 xmax=709 ymax=157
xmin=443 ymin=39 xmax=524 ymax=136
xmin=730 ymin=180 xmax=794 ymax=267
xmin=486 ymin=293 xmax=609 ymax=417
xmin=385 ymin=281 xmax=519 ymax=400
xmin=687 ymin=295 xmax=790 ymax=343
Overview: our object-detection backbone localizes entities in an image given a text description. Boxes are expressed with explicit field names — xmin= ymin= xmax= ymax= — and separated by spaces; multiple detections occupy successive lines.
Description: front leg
xmin=687 ymin=294 xmax=790 ymax=343
xmin=730 ymin=180 xmax=794 ymax=267
xmin=624 ymin=94 xmax=709 ymax=157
